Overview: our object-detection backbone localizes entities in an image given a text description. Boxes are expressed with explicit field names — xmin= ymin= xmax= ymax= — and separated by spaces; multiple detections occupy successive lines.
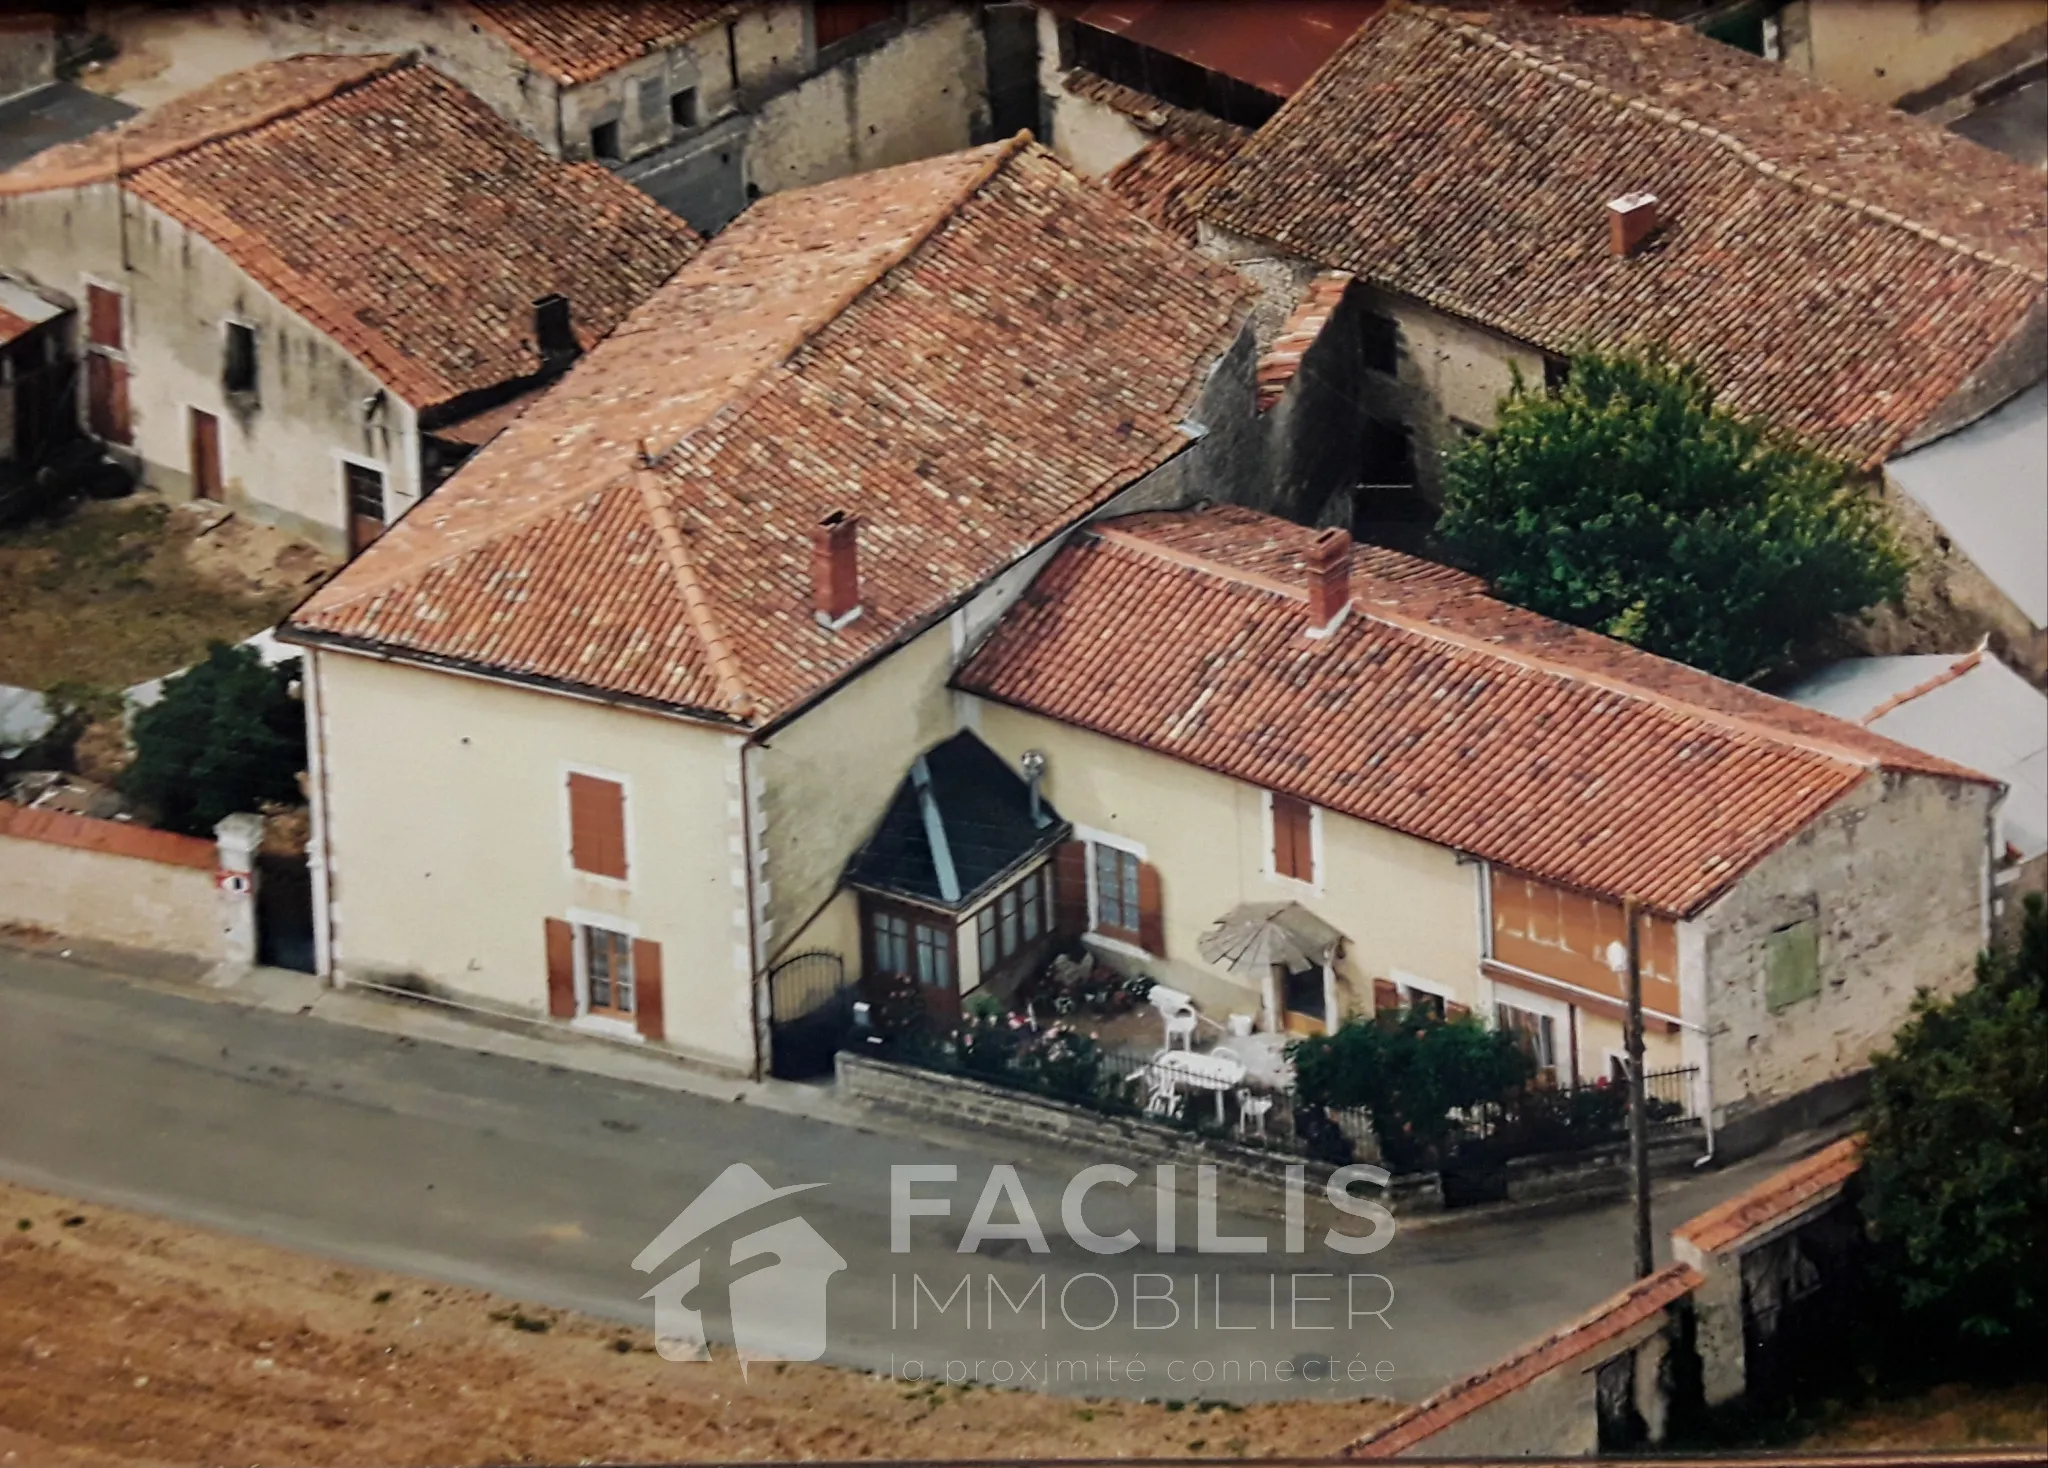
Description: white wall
xmin=0 ymin=184 xmax=417 ymax=555
xmin=311 ymin=649 xmax=757 ymax=1071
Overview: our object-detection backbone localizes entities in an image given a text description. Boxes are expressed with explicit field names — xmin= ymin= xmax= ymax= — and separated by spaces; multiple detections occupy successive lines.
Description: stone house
xmin=0 ymin=55 xmax=697 ymax=558
xmin=277 ymin=138 xmax=1271 ymax=1078
xmin=1771 ymin=0 xmax=2045 ymax=110
xmin=153 ymin=0 xmax=1000 ymax=234
xmin=0 ymin=55 xmax=698 ymax=560
xmin=1191 ymin=4 xmax=2048 ymax=656
xmin=952 ymin=504 xmax=2005 ymax=1155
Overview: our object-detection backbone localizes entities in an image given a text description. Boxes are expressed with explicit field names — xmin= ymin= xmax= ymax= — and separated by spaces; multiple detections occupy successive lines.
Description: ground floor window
xmin=1092 ymin=842 xmax=1141 ymax=944
xmin=866 ymin=902 xmax=955 ymax=993
xmin=976 ymin=866 xmax=1048 ymax=972
xmin=1496 ymin=1001 xmax=1558 ymax=1085
xmin=584 ymin=923 xmax=635 ymax=1016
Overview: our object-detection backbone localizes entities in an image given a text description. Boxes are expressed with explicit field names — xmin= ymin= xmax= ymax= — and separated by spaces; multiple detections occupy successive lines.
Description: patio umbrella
xmin=1197 ymin=902 xmax=1345 ymax=976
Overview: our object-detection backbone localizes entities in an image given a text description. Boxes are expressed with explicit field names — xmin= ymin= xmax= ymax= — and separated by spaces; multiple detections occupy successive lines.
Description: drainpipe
xmin=304 ymin=649 xmax=339 ymax=984
xmin=739 ymin=738 xmax=766 ymax=1082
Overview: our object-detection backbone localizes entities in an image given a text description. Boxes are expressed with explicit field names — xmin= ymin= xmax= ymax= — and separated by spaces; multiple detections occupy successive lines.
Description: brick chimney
xmin=1305 ymin=527 xmax=1351 ymax=632
xmin=811 ymin=510 xmax=861 ymax=627
xmin=1608 ymin=193 xmax=1660 ymax=257
xmin=534 ymin=293 xmax=578 ymax=373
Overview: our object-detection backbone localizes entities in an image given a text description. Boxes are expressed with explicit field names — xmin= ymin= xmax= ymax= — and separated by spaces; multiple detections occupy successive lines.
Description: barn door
xmin=85 ymin=284 xmax=131 ymax=445
xmin=189 ymin=408 xmax=222 ymax=500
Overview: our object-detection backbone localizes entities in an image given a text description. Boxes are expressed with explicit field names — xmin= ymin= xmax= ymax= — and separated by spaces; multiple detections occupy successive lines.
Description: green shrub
xmin=1438 ymin=346 xmax=1908 ymax=683
xmin=1862 ymin=894 xmax=2047 ymax=1348
xmin=1289 ymin=1003 xmax=1533 ymax=1171
xmin=119 ymin=642 xmax=303 ymax=836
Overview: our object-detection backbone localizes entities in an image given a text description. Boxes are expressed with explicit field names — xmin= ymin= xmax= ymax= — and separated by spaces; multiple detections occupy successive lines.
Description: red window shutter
xmin=1372 ymin=977 xmax=1400 ymax=1014
xmin=1291 ymin=801 xmax=1315 ymax=882
xmin=815 ymin=1 xmax=896 ymax=48
xmin=87 ymin=284 xmax=122 ymax=350
xmin=1272 ymin=794 xmax=1314 ymax=881
xmin=633 ymin=938 xmax=665 ymax=1042
xmin=568 ymin=773 xmax=628 ymax=880
xmin=545 ymin=918 xmax=576 ymax=1018
xmin=1052 ymin=840 xmax=1088 ymax=938
xmin=1136 ymin=861 xmax=1165 ymax=956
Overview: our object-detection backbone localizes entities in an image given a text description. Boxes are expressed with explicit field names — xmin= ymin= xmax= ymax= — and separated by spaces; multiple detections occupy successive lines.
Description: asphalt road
xmin=0 ymin=947 xmax=1786 ymax=1401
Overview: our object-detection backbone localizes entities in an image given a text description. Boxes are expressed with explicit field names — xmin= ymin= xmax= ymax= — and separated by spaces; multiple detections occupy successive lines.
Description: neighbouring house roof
xmin=955 ymin=506 xmax=1995 ymax=917
xmin=457 ymin=0 xmax=746 ymax=86
xmin=1196 ymin=3 xmax=2048 ymax=469
xmin=1887 ymin=380 xmax=2048 ymax=628
xmin=1350 ymin=1262 xmax=1704 ymax=1458
xmin=1255 ymin=269 xmax=1351 ymax=410
xmin=0 ymin=274 xmax=63 ymax=347
xmin=1067 ymin=71 xmax=1251 ymax=243
xmin=846 ymin=731 xmax=1069 ymax=912
xmin=286 ymin=138 xmax=1252 ymax=727
xmin=1672 ymin=1134 xmax=1864 ymax=1256
xmin=1787 ymin=649 xmax=2047 ymax=863
xmin=0 ymin=56 xmax=699 ymax=413
xmin=1044 ymin=1 xmax=1384 ymax=98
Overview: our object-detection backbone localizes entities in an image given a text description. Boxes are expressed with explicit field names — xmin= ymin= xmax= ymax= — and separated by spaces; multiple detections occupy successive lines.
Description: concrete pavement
xmin=0 ymin=944 xmax=1812 ymax=1401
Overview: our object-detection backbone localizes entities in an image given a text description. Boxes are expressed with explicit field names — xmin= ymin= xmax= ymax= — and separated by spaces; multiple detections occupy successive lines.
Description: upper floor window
xmin=1269 ymin=792 xmax=1317 ymax=885
xmin=815 ymin=1 xmax=899 ymax=50
xmin=223 ymin=321 xmax=257 ymax=397
xmin=1361 ymin=312 xmax=1399 ymax=375
xmin=567 ymin=771 xmax=629 ymax=881
xmin=590 ymin=119 xmax=622 ymax=162
xmin=670 ymin=87 xmax=699 ymax=127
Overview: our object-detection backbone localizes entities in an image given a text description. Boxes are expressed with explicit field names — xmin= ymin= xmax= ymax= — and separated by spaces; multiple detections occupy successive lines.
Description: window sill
xmin=1083 ymin=932 xmax=1155 ymax=965
xmin=570 ymin=1013 xmax=644 ymax=1043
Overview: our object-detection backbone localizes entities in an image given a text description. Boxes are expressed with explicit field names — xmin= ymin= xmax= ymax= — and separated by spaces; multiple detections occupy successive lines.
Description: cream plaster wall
xmin=756 ymin=618 xmax=962 ymax=962
xmin=0 ymin=837 xmax=219 ymax=958
xmin=1032 ymin=7 xmax=1152 ymax=177
xmin=1778 ymin=0 xmax=2046 ymax=106
xmin=312 ymin=649 xmax=755 ymax=1069
xmin=0 ymin=184 xmax=417 ymax=556
xmin=968 ymin=698 xmax=1484 ymax=1023
xmin=1377 ymin=290 xmax=1546 ymax=504
xmin=1695 ymin=770 xmax=1993 ymax=1129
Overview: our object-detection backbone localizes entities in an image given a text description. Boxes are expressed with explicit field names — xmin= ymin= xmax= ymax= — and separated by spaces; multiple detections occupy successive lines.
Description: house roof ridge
xmin=1408 ymin=3 xmax=2046 ymax=286
xmin=1858 ymin=644 xmax=1987 ymax=725
xmin=1096 ymin=520 xmax=1921 ymax=780
xmin=632 ymin=457 xmax=755 ymax=718
xmin=0 ymin=53 xmax=407 ymax=198
xmin=454 ymin=1 xmax=745 ymax=86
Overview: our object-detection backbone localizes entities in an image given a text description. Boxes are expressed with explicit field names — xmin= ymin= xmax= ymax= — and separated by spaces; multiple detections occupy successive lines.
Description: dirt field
xmin=0 ymin=496 xmax=326 ymax=691
xmin=1796 ymin=1380 xmax=2048 ymax=1452
xmin=0 ymin=1181 xmax=1396 ymax=1466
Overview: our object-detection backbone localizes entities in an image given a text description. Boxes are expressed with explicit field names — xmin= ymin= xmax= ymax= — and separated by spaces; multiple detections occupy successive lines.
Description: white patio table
xmin=1149 ymin=1047 xmax=1249 ymax=1124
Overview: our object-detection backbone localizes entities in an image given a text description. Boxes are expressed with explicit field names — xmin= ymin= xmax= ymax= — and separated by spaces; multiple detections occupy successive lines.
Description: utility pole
xmin=1624 ymin=897 xmax=1654 ymax=1280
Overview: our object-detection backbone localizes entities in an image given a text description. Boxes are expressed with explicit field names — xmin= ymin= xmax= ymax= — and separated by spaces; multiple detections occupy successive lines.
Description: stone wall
xmin=0 ymin=803 xmax=225 ymax=958
xmin=1695 ymin=771 xmax=1994 ymax=1154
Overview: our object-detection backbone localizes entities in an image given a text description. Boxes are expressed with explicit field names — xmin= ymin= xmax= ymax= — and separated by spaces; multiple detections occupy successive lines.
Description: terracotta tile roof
xmin=1673 ymin=1135 xmax=1865 ymax=1255
xmin=458 ymin=0 xmax=745 ymax=86
xmin=2 ymin=57 xmax=698 ymax=412
xmin=955 ymin=507 xmax=1994 ymax=915
xmin=1348 ymin=1262 xmax=1703 ymax=1458
xmin=1078 ymin=72 xmax=1252 ymax=244
xmin=0 ymin=802 xmax=216 ymax=871
xmin=0 ymin=305 xmax=35 ymax=347
xmin=1256 ymin=270 xmax=1352 ymax=409
xmin=1198 ymin=3 xmax=2048 ymax=468
xmin=286 ymin=140 xmax=1253 ymax=726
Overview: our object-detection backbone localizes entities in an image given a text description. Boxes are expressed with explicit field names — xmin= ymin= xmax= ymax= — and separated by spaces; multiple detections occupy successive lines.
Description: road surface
xmin=0 ymin=946 xmax=1786 ymax=1401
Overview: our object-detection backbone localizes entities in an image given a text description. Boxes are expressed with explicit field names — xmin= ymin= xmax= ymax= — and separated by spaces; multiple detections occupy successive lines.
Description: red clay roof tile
xmin=955 ymin=507 xmax=1994 ymax=915
xmin=287 ymin=141 xmax=1252 ymax=725
xmin=1198 ymin=3 xmax=2048 ymax=468
xmin=1673 ymin=1135 xmax=1865 ymax=1254
xmin=459 ymin=0 xmax=745 ymax=85
xmin=0 ymin=803 xmax=216 ymax=871
xmin=3 ymin=57 xmax=699 ymax=411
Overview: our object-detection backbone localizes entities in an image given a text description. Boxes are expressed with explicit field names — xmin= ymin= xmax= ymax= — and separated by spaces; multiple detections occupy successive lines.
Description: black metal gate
xmin=767 ymin=950 xmax=852 ymax=1080
xmin=256 ymin=851 xmax=316 ymax=973
xmin=1740 ymin=1205 xmax=1863 ymax=1411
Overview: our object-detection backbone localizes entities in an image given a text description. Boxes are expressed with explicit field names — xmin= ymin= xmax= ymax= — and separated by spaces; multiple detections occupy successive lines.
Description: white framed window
xmin=1074 ymin=825 xmax=1151 ymax=961
xmin=1392 ymin=969 xmax=1458 ymax=1020
xmin=1264 ymin=789 xmax=1322 ymax=890
xmin=975 ymin=865 xmax=1049 ymax=973
xmin=568 ymin=909 xmax=644 ymax=1041
xmin=1494 ymin=991 xmax=1568 ymax=1085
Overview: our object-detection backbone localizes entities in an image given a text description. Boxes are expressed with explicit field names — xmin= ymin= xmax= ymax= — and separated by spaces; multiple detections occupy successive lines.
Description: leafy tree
xmin=1438 ymin=347 xmax=1908 ymax=683
xmin=1289 ymin=1003 xmax=1533 ymax=1171
xmin=1861 ymin=894 xmax=2047 ymax=1348
xmin=120 ymin=642 xmax=304 ymax=836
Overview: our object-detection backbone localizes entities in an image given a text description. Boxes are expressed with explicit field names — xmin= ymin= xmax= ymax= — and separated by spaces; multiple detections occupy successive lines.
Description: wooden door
xmin=344 ymin=460 xmax=386 ymax=556
xmin=188 ymin=408 xmax=221 ymax=500
xmin=84 ymin=285 xmax=130 ymax=445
